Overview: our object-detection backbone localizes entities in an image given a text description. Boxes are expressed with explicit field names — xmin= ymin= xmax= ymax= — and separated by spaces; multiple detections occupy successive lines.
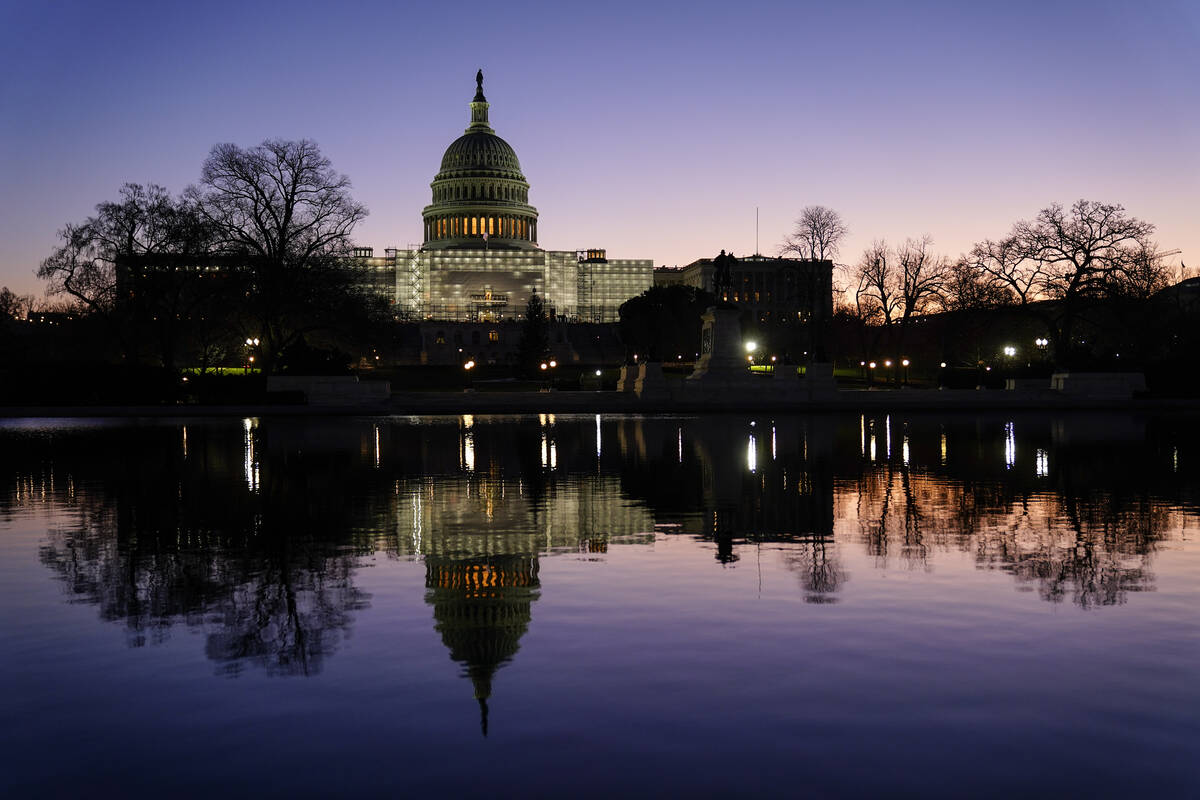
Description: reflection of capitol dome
xmin=426 ymin=554 xmax=540 ymax=736
xmin=422 ymin=70 xmax=539 ymax=251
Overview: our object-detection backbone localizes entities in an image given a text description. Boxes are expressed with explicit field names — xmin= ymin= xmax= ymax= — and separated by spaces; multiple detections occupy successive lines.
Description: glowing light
xmin=549 ymin=359 xmax=557 ymax=368
xmin=595 ymin=413 xmax=602 ymax=459
xmin=463 ymin=430 xmax=475 ymax=472
xmin=940 ymin=432 xmax=947 ymax=466
xmin=242 ymin=417 xmax=259 ymax=491
xmin=1005 ymin=421 xmax=1016 ymax=469
xmin=595 ymin=369 xmax=602 ymax=376
xmin=747 ymin=433 xmax=757 ymax=472
xmin=463 ymin=360 xmax=475 ymax=370
xmin=884 ymin=360 xmax=892 ymax=367
xmin=1036 ymin=448 xmax=1048 ymax=477
xmin=869 ymin=361 xmax=877 ymax=369
xmin=901 ymin=358 xmax=910 ymax=367
xmin=540 ymin=362 xmax=548 ymax=370
xmin=1003 ymin=346 xmax=1016 ymax=357
xmin=745 ymin=341 xmax=757 ymax=353
xmin=940 ymin=361 xmax=947 ymax=368
xmin=860 ymin=415 xmax=866 ymax=456
xmin=374 ymin=424 xmax=380 ymax=469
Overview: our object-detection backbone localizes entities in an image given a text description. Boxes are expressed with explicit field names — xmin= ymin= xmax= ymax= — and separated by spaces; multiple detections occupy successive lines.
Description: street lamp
xmin=901 ymin=358 xmax=910 ymax=385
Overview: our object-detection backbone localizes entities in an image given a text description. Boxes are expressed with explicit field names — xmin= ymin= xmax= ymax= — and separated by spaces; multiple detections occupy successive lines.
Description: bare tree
xmin=1006 ymin=200 xmax=1155 ymax=363
xmin=892 ymin=236 xmax=949 ymax=381
xmin=896 ymin=236 xmax=948 ymax=321
xmin=187 ymin=139 xmax=369 ymax=373
xmin=1113 ymin=242 xmax=1174 ymax=300
xmin=0 ymin=287 xmax=35 ymax=320
xmin=851 ymin=240 xmax=899 ymax=327
xmin=940 ymin=257 xmax=1013 ymax=313
xmin=781 ymin=206 xmax=848 ymax=262
xmin=36 ymin=183 xmax=213 ymax=366
xmin=38 ymin=183 xmax=178 ymax=318
xmin=970 ymin=235 xmax=1044 ymax=308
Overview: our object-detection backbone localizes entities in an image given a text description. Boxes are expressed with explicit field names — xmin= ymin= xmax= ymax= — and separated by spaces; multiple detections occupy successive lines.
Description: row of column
xmin=425 ymin=214 xmax=537 ymax=243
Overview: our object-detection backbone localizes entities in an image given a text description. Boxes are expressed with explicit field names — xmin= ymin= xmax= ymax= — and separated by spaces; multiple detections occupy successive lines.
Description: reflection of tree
xmin=972 ymin=495 xmax=1165 ymax=608
xmin=426 ymin=555 xmax=539 ymax=736
xmin=14 ymin=423 xmax=375 ymax=676
xmin=844 ymin=412 xmax=1177 ymax=608
xmin=779 ymin=537 xmax=847 ymax=603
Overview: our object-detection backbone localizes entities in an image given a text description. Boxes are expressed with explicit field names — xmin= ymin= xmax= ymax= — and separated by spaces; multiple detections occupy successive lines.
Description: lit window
xmin=488 ymin=329 xmax=499 ymax=342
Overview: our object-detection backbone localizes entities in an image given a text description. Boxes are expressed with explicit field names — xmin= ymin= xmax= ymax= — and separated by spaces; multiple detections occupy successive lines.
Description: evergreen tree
xmin=517 ymin=294 xmax=550 ymax=376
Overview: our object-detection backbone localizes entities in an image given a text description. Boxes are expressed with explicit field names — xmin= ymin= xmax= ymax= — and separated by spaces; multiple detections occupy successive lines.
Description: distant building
xmin=655 ymin=253 xmax=834 ymax=360
xmin=362 ymin=73 xmax=653 ymax=324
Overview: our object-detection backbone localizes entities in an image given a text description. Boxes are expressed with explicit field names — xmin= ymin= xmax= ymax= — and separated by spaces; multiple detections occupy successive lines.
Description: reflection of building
xmin=360 ymin=74 xmax=653 ymax=324
xmin=426 ymin=554 xmax=539 ymax=736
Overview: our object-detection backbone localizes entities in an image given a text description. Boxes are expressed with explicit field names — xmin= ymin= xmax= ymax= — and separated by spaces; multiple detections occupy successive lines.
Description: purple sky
xmin=2 ymin=0 xmax=1197 ymax=297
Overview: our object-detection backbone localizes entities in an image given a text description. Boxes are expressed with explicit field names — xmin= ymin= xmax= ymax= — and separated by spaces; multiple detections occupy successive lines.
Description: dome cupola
xmin=422 ymin=71 xmax=539 ymax=250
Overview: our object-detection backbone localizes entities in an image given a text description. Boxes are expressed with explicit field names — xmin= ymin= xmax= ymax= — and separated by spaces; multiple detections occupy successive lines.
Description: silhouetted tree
xmin=781 ymin=206 xmax=848 ymax=262
xmin=618 ymin=284 xmax=714 ymax=362
xmin=37 ymin=183 xmax=222 ymax=369
xmin=972 ymin=200 xmax=1161 ymax=366
xmin=517 ymin=293 xmax=550 ymax=376
xmin=186 ymin=139 xmax=370 ymax=373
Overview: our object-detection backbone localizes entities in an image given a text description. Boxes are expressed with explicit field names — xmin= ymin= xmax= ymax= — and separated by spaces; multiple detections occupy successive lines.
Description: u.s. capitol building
xmin=359 ymin=72 xmax=652 ymax=325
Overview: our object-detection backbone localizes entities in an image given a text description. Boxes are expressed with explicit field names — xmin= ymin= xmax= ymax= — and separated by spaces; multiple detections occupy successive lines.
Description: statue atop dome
xmin=474 ymin=69 xmax=486 ymax=102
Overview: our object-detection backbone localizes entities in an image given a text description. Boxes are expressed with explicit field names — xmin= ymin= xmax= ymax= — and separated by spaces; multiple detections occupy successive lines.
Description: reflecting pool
xmin=1 ymin=413 xmax=1198 ymax=796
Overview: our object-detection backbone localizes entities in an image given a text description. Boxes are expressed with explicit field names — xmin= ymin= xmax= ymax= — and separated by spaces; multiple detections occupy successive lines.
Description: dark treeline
xmin=617 ymin=201 xmax=1196 ymax=392
xmin=1 ymin=139 xmax=389 ymax=403
xmin=7 ymin=179 xmax=1198 ymax=401
xmin=830 ymin=200 xmax=1195 ymax=388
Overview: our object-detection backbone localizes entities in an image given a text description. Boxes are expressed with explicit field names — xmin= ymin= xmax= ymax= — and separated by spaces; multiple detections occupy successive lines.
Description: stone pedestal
xmin=616 ymin=365 xmax=637 ymax=392
xmin=633 ymin=362 xmax=668 ymax=399
xmin=688 ymin=306 xmax=748 ymax=382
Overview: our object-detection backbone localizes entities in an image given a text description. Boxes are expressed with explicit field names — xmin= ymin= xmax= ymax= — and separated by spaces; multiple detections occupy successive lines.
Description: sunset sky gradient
xmin=1 ymin=0 xmax=1196 ymax=296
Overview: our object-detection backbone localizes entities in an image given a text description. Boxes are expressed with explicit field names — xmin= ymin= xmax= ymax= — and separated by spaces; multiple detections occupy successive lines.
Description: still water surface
xmin=1 ymin=413 xmax=1198 ymax=797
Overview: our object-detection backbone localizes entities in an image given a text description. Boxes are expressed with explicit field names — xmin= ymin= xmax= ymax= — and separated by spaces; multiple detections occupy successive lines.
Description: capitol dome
xmin=422 ymin=72 xmax=539 ymax=251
